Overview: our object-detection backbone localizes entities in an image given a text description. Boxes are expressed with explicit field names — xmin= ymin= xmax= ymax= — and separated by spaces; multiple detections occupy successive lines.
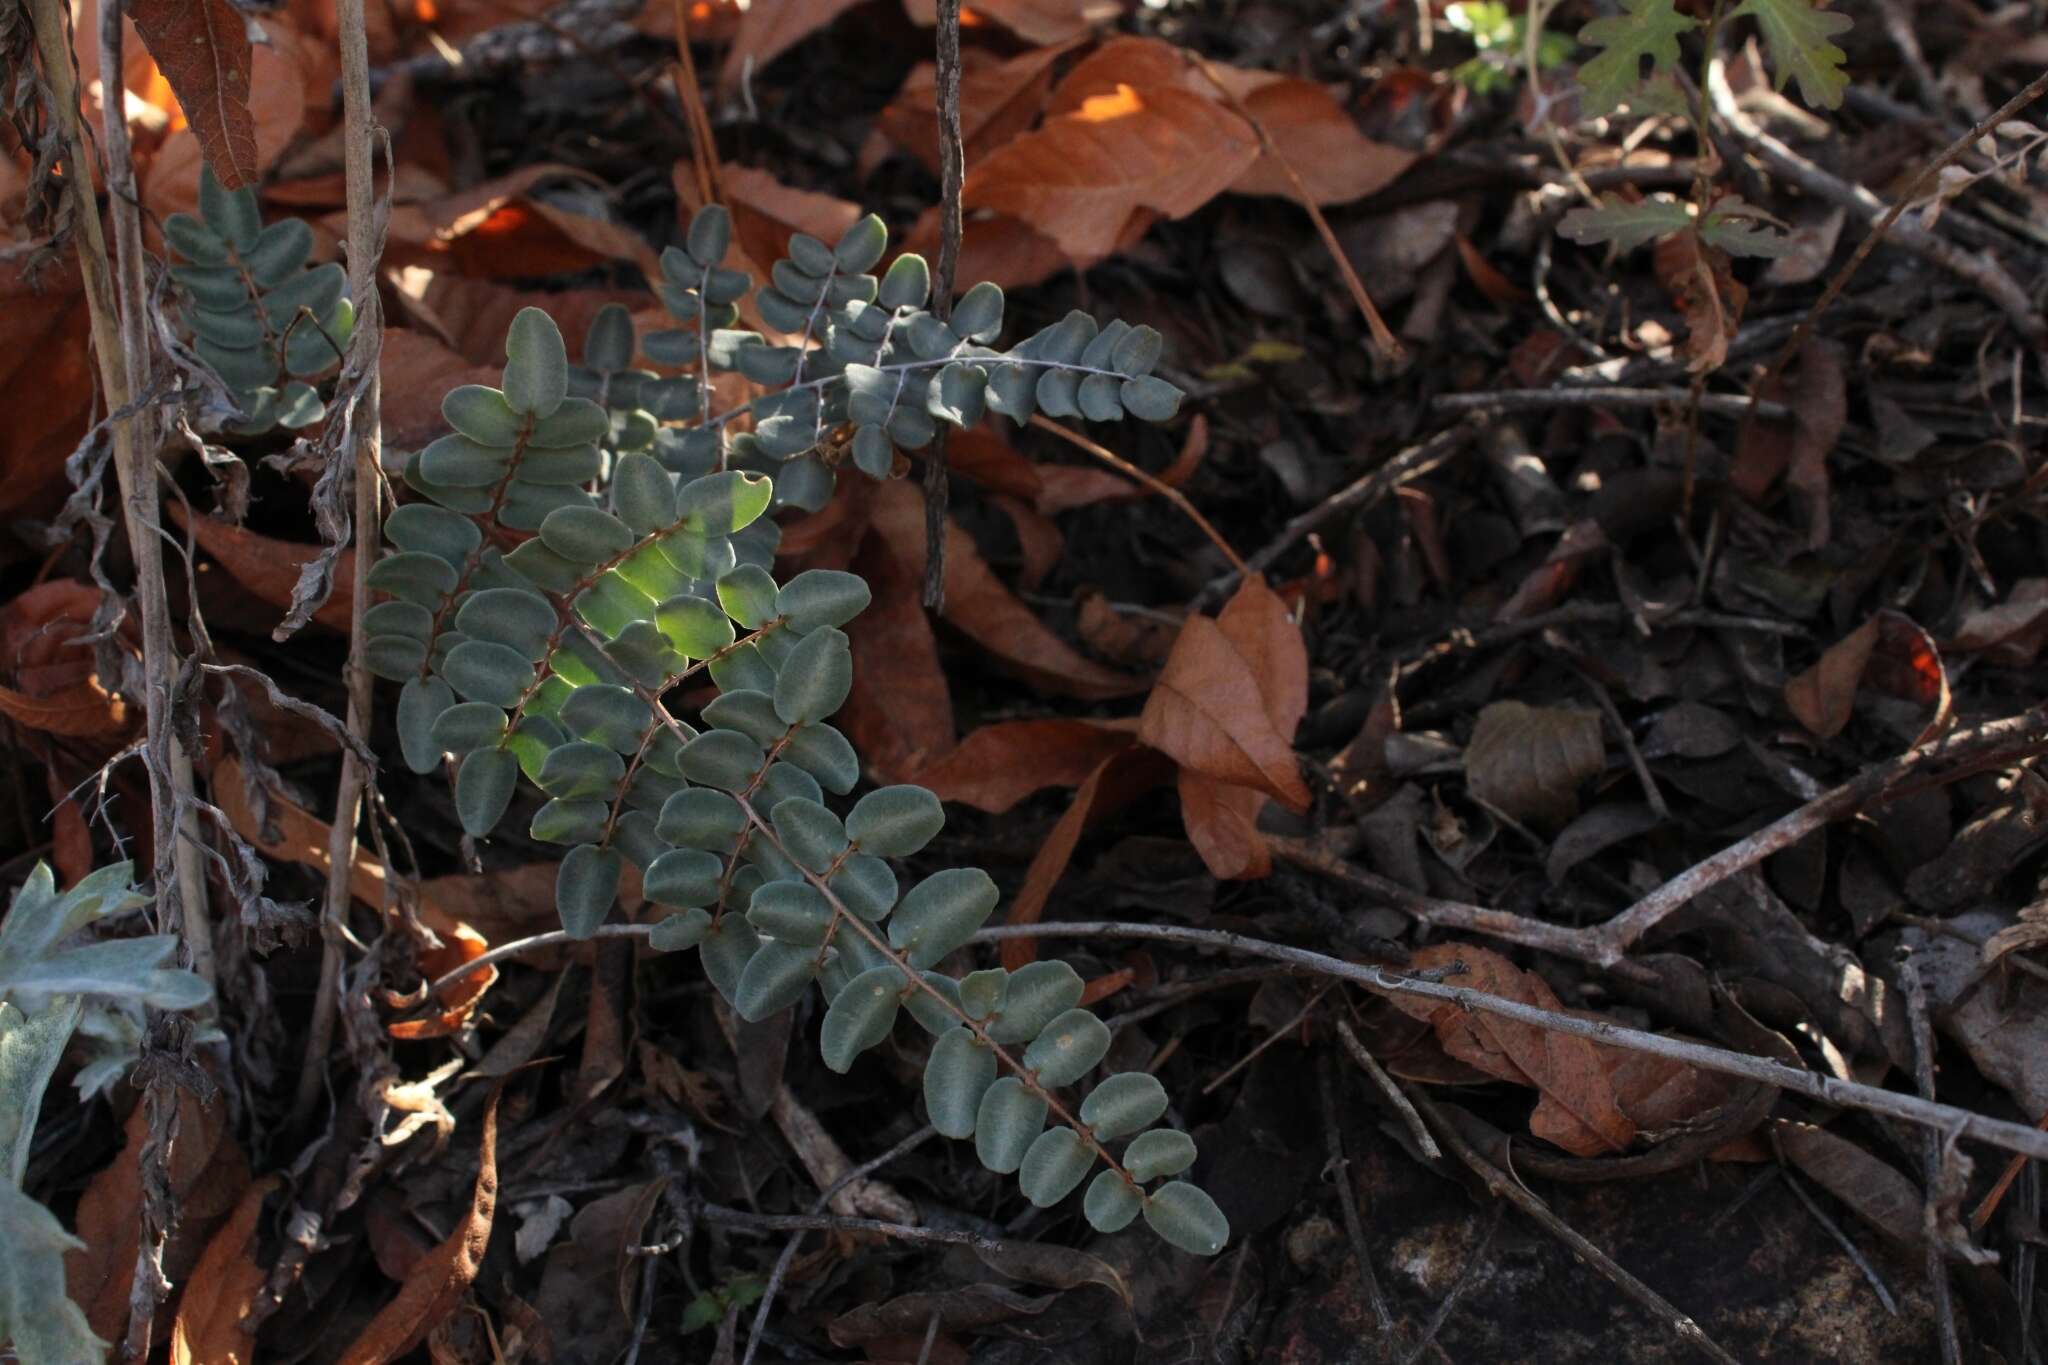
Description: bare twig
xmin=293 ymin=0 xmax=388 ymax=1134
xmin=1900 ymin=952 xmax=1964 ymax=1364
xmin=1335 ymin=1016 xmax=1439 ymax=1160
xmin=1320 ymin=1055 xmax=1394 ymax=1338
xmin=703 ymin=1203 xmax=998 ymax=1249
xmin=1710 ymin=57 xmax=2048 ymax=391
xmin=1594 ymin=704 xmax=2048 ymax=963
xmin=1771 ymin=1128 xmax=1900 ymax=1316
xmin=1184 ymin=51 xmax=1402 ymax=359
xmin=920 ymin=0 xmax=964 ymax=611
xmin=740 ymin=1125 xmax=938 ymax=1365
xmin=1029 ymin=415 xmax=1247 ymax=580
xmin=1432 ymin=387 xmax=1788 ymax=421
xmin=1411 ymin=1088 xmax=1743 ymax=1365
xmin=424 ymin=915 xmax=2048 ymax=1164
xmin=1195 ymin=418 xmax=1477 ymax=610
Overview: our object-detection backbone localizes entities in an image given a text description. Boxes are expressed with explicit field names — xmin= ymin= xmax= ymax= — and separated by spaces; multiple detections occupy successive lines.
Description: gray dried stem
xmin=295 ymin=0 xmax=389 ymax=1130
xmin=920 ymin=0 xmax=964 ymax=611
xmin=26 ymin=0 xmax=210 ymax=1349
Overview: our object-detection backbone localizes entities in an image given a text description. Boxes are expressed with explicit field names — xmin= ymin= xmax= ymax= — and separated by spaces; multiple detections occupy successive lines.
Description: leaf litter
xmin=6 ymin=0 xmax=2048 ymax=1360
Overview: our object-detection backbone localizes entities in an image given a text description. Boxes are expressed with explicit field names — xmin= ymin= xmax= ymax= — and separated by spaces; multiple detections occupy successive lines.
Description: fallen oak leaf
xmin=874 ymin=40 xmax=1080 ymax=175
xmin=169 ymin=1175 xmax=281 ymax=1365
xmin=128 ymin=0 xmax=256 ymax=187
xmin=916 ymin=717 xmax=1139 ymax=814
xmin=334 ymin=1085 xmax=503 ymax=1365
xmin=963 ymin=80 xmax=1258 ymax=263
xmin=1463 ymin=700 xmax=1603 ymax=827
xmin=0 ymin=257 xmax=94 ymax=516
xmin=1137 ymin=580 xmax=1311 ymax=810
xmin=1394 ymin=943 xmax=1636 ymax=1156
xmin=904 ymin=0 xmax=1119 ymax=43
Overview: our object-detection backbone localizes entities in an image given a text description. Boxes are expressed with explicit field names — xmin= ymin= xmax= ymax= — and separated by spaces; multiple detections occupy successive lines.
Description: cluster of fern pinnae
xmin=349 ymin=204 xmax=1227 ymax=1253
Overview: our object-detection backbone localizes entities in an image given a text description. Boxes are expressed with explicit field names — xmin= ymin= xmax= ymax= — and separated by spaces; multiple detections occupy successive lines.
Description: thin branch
xmin=1195 ymin=418 xmax=1477 ymax=610
xmin=293 ymin=0 xmax=387 ymax=1134
xmin=1335 ymin=1016 xmax=1439 ymax=1160
xmin=921 ymin=0 xmax=964 ymax=612
xmin=702 ymin=1203 xmax=998 ymax=1249
xmin=1409 ymin=1086 xmax=1743 ymax=1365
xmin=1710 ymin=57 xmax=2048 ymax=384
xmin=1899 ymin=952 xmax=1963 ymax=1365
xmin=1320 ymin=1054 xmax=1394 ymax=1335
xmin=426 ymin=915 xmax=2048 ymax=1165
xmin=1030 ymin=414 xmax=1247 ymax=579
xmin=1183 ymin=51 xmax=1401 ymax=359
xmin=1431 ymin=387 xmax=1789 ymax=421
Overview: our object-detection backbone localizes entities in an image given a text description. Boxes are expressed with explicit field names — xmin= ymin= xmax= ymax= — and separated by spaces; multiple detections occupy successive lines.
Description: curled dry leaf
xmin=141 ymin=21 xmax=311 ymax=219
xmin=838 ymin=529 xmax=955 ymax=784
xmin=169 ymin=1175 xmax=281 ymax=1365
xmin=167 ymin=501 xmax=355 ymax=635
xmin=1393 ymin=943 xmax=1636 ymax=1156
xmin=916 ymin=718 xmax=1139 ymax=814
xmin=387 ymin=921 xmax=499 ymax=1040
xmin=1155 ymin=578 xmax=1311 ymax=878
xmin=0 ymin=582 xmax=129 ymax=739
xmin=128 ymin=0 xmax=256 ymax=187
xmin=1462 ymin=699 xmax=1604 ymax=827
xmin=1950 ymin=579 xmax=2048 ymax=666
xmin=1785 ymin=610 xmax=1947 ymax=740
xmin=1138 ymin=578 xmax=1312 ymax=813
xmin=335 ymin=1086 xmax=503 ymax=1365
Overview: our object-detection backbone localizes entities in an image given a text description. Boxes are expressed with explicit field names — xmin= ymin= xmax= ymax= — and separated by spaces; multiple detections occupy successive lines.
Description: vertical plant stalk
xmin=920 ymin=0 xmax=964 ymax=611
xmin=292 ymin=0 xmax=386 ymax=1129
xmin=94 ymin=0 xmax=217 ymax=991
xmin=27 ymin=0 xmax=210 ymax=1350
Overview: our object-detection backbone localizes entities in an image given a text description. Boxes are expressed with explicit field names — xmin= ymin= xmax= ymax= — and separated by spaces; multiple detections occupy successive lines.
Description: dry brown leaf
xmin=1137 ymin=580 xmax=1311 ymax=811
xmin=722 ymin=165 xmax=864 ymax=291
xmin=1652 ymin=228 xmax=1744 ymax=374
xmin=336 ymin=1088 xmax=504 ymax=1364
xmin=1463 ymin=700 xmax=1603 ymax=826
xmin=1074 ymin=591 xmax=1178 ymax=668
xmin=0 ymin=258 xmax=94 ymax=515
xmin=376 ymin=165 xmax=657 ymax=281
xmin=898 ymin=203 xmax=1135 ymax=290
xmin=1951 ymin=579 xmax=2048 ymax=666
xmin=905 ymin=0 xmax=1118 ymax=42
xmin=379 ymin=328 xmax=501 ymax=448
xmin=1170 ymin=578 xmax=1310 ymax=877
xmin=142 ymin=20 xmax=312 ymax=219
xmin=715 ymin=0 xmax=865 ymax=93
xmin=963 ymin=80 xmax=1257 ymax=262
xmin=999 ymin=746 xmax=1173 ymax=971
xmin=169 ymin=1175 xmax=280 ymax=1365
xmin=167 ymin=501 xmax=355 ymax=635
xmin=66 ymin=1086 xmax=252 ymax=1343
xmin=0 ymin=581 xmax=131 ymax=737
xmin=387 ymin=921 xmax=499 ymax=1040
xmin=1049 ymin=37 xmax=1415 ymax=206
xmin=1732 ymin=340 xmax=1845 ymax=548
xmin=916 ymin=718 xmax=1138 ymax=813
xmin=1784 ymin=616 xmax=1879 ymax=739
xmin=129 ymin=0 xmax=255 ymax=187
xmin=386 ymin=271 xmax=644 ymax=366
xmin=875 ymin=41 xmax=1078 ymax=174
xmin=837 ymin=528 xmax=955 ymax=784
xmin=1394 ymin=943 xmax=1637 ymax=1156
xmin=869 ymin=480 xmax=1146 ymax=700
